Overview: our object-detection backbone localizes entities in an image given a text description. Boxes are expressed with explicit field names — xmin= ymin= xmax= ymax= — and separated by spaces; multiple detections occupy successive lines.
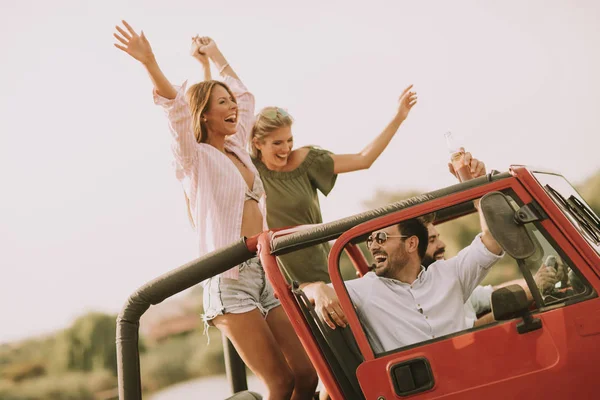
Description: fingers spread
xmin=113 ymin=33 xmax=128 ymax=45
xmin=114 ymin=43 xmax=127 ymax=51
xmin=116 ymin=25 xmax=132 ymax=40
xmin=122 ymin=20 xmax=137 ymax=36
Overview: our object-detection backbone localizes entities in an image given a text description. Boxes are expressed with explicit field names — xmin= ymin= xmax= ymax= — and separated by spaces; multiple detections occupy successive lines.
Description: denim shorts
xmin=201 ymin=257 xmax=281 ymax=325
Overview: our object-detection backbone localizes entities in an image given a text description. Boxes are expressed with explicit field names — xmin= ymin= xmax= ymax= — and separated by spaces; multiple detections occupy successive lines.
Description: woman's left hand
xmin=397 ymin=84 xmax=418 ymax=120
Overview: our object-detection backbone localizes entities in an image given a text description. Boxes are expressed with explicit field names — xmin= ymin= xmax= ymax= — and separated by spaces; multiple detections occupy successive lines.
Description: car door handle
xmin=390 ymin=357 xmax=435 ymax=396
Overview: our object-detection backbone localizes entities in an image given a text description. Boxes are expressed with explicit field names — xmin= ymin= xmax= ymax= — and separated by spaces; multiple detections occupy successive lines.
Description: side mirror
xmin=491 ymin=284 xmax=529 ymax=321
xmin=480 ymin=192 xmax=536 ymax=260
xmin=491 ymin=284 xmax=542 ymax=334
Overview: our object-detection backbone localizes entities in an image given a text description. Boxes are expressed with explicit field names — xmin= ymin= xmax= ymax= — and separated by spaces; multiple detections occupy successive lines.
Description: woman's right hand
xmin=113 ymin=20 xmax=155 ymax=65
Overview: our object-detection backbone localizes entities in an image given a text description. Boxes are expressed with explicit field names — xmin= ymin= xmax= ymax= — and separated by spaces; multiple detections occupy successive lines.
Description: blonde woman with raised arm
xmin=250 ymin=87 xmax=417 ymax=290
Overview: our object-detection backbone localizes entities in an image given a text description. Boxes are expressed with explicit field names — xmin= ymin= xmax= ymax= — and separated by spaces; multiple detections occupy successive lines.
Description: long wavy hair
xmin=183 ymin=80 xmax=237 ymax=228
xmin=186 ymin=80 xmax=236 ymax=144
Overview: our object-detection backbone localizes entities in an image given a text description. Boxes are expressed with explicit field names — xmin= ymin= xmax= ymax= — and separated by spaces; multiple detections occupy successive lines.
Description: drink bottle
xmin=445 ymin=131 xmax=473 ymax=182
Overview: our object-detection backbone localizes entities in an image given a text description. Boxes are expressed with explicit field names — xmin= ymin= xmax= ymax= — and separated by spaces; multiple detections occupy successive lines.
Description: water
xmin=150 ymin=374 xmax=267 ymax=400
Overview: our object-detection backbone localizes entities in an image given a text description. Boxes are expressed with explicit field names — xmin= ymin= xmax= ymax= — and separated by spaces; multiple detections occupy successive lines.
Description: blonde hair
xmin=186 ymin=80 xmax=236 ymax=144
xmin=250 ymin=107 xmax=294 ymax=159
xmin=182 ymin=80 xmax=236 ymax=228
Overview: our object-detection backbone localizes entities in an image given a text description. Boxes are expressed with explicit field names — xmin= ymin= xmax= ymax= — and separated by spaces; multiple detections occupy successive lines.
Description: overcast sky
xmin=1 ymin=0 xmax=599 ymax=343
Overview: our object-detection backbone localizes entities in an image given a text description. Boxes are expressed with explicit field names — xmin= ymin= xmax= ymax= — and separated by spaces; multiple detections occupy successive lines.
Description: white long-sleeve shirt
xmin=464 ymin=285 xmax=494 ymax=326
xmin=345 ymin=234 xmax=503 ymax=354
xmin=154 ymin=76 xmax=265 ymax=279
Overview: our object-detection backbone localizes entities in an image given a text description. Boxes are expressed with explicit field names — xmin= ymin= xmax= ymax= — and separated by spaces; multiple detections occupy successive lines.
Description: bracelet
xmin=218 ymin=63 xmax=230 ymax=74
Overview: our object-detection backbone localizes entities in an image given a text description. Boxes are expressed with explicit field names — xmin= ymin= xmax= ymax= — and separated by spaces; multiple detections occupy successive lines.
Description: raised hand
xmin=113 ymin=20 xmax=155 ymax=65
xmin=397 ymin=84 xmax=418 ymax=121
xmin=195 ymin=36 xmax=219 ymax=59
xmin=190 ymin=36 xmax=210 ymax=65
xmin=447 ymin=149 xmax=486 ymax=181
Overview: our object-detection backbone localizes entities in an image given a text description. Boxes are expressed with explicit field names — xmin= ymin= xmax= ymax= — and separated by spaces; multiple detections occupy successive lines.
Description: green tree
xmin=51 ymin=312 xmax=117 ymax=375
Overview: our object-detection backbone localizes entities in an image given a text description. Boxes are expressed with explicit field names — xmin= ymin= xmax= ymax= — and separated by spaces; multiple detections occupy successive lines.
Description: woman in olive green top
xmin=253 ymin=145 xmax=338 ymax=283
xmin=250 ymin=85 xmax=417 ymax=286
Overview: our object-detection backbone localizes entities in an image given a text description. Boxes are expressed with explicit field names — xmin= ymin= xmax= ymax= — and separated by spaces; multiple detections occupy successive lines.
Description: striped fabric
xmin=154 ymin=76 xmax=265 ymax=279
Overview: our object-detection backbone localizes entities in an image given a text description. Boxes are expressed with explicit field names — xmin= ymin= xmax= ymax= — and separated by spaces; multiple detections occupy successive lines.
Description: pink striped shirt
xmin=154 ymin=76 xmax=266 ymax=279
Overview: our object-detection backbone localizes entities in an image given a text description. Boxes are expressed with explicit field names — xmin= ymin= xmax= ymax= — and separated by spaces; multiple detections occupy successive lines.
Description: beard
xmin=422 ymin=248 xmax=445 ymax=269
xmin=375 ymin=250 xmax=410 ymax=279
xmin=422 ymin=254 xmax=435 ymax=269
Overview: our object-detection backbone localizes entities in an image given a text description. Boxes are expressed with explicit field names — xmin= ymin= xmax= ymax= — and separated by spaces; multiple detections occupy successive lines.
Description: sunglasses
xmin=260 ymin=107 xmax=290 ymax=119
xmin=366 ymin=231 xmax=410 ymax=248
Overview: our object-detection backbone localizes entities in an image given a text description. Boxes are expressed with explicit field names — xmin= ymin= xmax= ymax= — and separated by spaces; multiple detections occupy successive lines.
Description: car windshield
xmin=533 ymin=172 xmax=600 ymax=256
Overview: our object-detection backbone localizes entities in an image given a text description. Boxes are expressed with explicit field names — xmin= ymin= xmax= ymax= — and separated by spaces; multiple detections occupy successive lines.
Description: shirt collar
xmin=416 ymin=265 xmax=426 ymax=281
xmin=379 ymin=265 xmax=427 ymax=286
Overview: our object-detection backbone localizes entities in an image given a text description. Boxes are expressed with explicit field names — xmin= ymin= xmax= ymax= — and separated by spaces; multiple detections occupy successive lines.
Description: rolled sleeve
xmin=468 ymin=285 xmax=494 ymax=314
xmin=222 ymin=76 xmax=255 ymax=148
xmin=153 ymin=81 xmax=198 ymax=179
xmin=454 ymin=234 xmax=504 ymax=302
xmin=153 ymin=81 xmax=185 ymax=105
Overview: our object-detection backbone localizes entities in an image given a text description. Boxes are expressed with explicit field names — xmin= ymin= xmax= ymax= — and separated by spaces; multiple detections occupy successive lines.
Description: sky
xmin=1 ymin=0 xmax=599 ymax=343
